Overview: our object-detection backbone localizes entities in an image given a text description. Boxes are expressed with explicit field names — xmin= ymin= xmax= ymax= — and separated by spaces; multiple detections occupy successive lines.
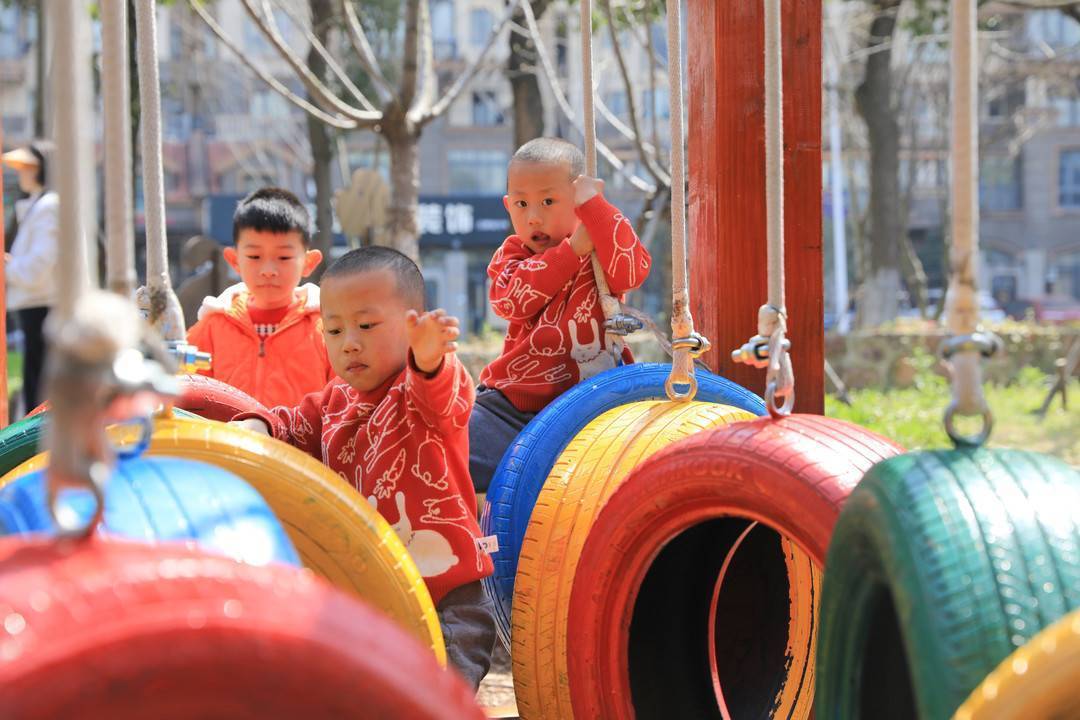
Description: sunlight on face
xmin=225 ymin=229 xmax=319 ymax=309
xmin=321 ymin=269 xmax=412 ymax=392
xmin=503 ymin=161 xmax=579 ymax=253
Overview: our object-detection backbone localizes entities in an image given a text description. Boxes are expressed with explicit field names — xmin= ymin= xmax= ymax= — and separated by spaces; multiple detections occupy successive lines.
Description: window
xmin=1052 ymin=95 xmax=1080 ymax=127
xmin=432 ymin=0 xmax=456 ymax=60
xmin=1027 ymin=10 xmax=1080 ymax=48
xmin=472 ymin=91 xmax=505 ymax=127
xmin=1060 ymin=150 xmax=1080 ymax=209
xmin=980 ymin=155 xmax=1022 ymax=212
xmin=605 ymin=91 xmax=628 ymax=118
xmin=447 ymin=150 xmax=507 ymax=194
xmin=642 ymin=88 xmax=670 ymax=120
xmin=0 ymin=7 xmax=26 ymax=59
xmin=470 ymin=8 xmax=493 ymax=47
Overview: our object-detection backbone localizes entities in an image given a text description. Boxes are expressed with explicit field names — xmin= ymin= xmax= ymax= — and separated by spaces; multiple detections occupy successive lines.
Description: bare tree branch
xmin=189 ymin=0 xmax=362 ymax=129
xmin=399 ymin=0 xmax=421 ymax=111
xmin=240 ymin=0 xmax=377 ymax=123
xmin=409 ymin=0 xmax=437 ymax=119
xmin=270 ymin=0 xmax=377 ymax=111
xmin=340 ymin=0 xmax=394 ymax=104
xmin=420 ymin=0 xmax=524 ymax=124
xmin=599 ymin=0 xmax=669 ymax=186
xmin=515 ymin=2 xmax=656 ymax=193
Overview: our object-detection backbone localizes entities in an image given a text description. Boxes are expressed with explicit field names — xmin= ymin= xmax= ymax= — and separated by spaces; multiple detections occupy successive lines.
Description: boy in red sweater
xmin=187 ymin=187 xmax=334 ymax=408
xmin=232 ymin=247 xmax=495 ymax=689
xmin=469 ymin=138 xmax=652 ymax=492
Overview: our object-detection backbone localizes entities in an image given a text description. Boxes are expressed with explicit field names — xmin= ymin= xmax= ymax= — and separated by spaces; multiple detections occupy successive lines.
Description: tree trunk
xmin=854 ymin=1 xmax=903 ymax=328
xmin=509 ymin=1 xmax=552 ymax=148
xmin=383 ymin=112 xmax=421 ymax=264
xmin=34 ymin=0 xmax=45 ymax=138
xmin=307 ymin=0 xmax=335 ymax=278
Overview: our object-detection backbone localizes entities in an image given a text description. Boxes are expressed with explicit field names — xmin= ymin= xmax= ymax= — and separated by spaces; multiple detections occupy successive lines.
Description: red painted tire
xmin=24 ymin=402 xmax=48 ymax=419
xmin=0 ymin=536 xmax=484 ymax=719
xmin=176 ymin=374 xmax=268 ymax=421
xmin=566 ymin=415 xmax=903 ymax=720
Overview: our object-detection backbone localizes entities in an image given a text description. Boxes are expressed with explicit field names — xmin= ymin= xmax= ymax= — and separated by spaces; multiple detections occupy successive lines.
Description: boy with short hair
xmin=187 ymin=187 xmax=333 ymax=408
xmin=232 ymin=246 xmax=496 ymax=690
xmin=469 ymin=137 xmax=652 ymax=492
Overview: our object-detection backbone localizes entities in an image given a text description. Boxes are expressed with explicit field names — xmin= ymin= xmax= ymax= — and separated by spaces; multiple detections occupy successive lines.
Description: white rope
xmin=663 ymin=0 xmax=702 ymax=401
xmin=134 ymin=0 xmax=186 ymax=341
xmin=578 ymin=0 xmax=624 ymax=362
xmin=102 ymin=0 xmax=136 ymax=298
xmin=730 ymin=0 xmax=794 ymax=416
xmin=50 ymin=1 xmax=91 ymax=324
xmin=944 ymin=0 xmax=992 ymax=444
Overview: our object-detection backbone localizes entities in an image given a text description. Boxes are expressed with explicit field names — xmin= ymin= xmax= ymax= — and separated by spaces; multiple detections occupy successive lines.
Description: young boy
xmin=232 ymin=247 xmax=496 ymax=690
xmin=469 ymin=137 xmax=652 ymax=492
xmin=187 ymin=187 xmax=333 ymax=408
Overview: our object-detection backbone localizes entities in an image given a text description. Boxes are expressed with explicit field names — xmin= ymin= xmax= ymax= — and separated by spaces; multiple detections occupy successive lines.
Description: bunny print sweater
xmin=235 ymin=353 xmax=491 ymax=604
xmin=480 ymin=195 xmax=652 ymax=412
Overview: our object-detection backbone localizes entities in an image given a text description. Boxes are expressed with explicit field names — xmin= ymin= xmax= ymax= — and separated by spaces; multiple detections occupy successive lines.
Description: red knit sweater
xmin=237 ymin=353 xmax=490 ymax=604
xmin=479 ymin=195 xmax=652 ymax=412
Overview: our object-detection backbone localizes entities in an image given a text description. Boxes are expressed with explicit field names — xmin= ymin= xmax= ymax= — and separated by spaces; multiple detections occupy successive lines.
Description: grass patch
xmin=6 ymin=351 xmax=21 ymax=396
xmin=827 ymin=351 xmax=1079 ymax=464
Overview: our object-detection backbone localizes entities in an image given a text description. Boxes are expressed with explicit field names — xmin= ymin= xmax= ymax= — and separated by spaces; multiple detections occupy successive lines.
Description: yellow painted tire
xmin=953 ymin=608 xmax=1080 ymax=720
xmin=0 ymin=417 xmax=445 ymax=663
xmin=512 ymin=400 xmax=755 ymax=720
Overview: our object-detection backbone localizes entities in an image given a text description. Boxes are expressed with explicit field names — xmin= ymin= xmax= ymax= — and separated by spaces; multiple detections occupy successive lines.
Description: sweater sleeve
xmin=405 ymin=351 xmax=474 ymax=433
xmin=576 ymin=194 xmax=652 ymax=295
xmin=233 ymin=388 xmax=325 ymax=458
xmin=487 ymin=236 xmax=582 ymax=323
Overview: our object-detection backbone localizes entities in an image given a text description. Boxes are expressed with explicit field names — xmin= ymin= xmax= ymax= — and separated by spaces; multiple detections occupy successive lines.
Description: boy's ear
xmin=302 ymin=248 xmax=323 ymax=277
xmin=223 ymin=246 xmax=241 ymax=274
xmin=502 ymin=195 xmax=510 ymax=212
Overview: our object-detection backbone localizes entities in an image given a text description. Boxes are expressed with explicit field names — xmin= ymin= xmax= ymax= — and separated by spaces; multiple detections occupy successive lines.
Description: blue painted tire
xmin=480 ymin=362 xmax=765 ymax=644
xmin=0 ymin=455 xmax=300 ymax=567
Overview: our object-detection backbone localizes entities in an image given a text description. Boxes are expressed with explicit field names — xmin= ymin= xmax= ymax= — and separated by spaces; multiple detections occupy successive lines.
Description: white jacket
xmin=6 ymin=191 xmax=59 ymax=311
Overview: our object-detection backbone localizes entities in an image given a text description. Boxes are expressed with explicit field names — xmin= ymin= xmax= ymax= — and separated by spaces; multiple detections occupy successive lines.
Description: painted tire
xmin=0 ymin=408 xmax=201 ymax=480
xmin=482 ymin=362 xmax=765 ymax=644
xmin=815 ymin=448 xmax=1080 ymax=720
xmin=0 ymin=537 xmax=485 ymax=719
xmin=953 ymin=608 xmax=1080 ymax=720
xmin=0 ymin=455 xmax=299 ymax=566
xmin=512 ymin=400 xmax=755 ymax=719
xmin=565 ymin=416 xmax=904 ymax=720
xmin=1 ymin=417 xmax=446 ymax=663
xmin=175 ymin=373 xmax=268 ymax=421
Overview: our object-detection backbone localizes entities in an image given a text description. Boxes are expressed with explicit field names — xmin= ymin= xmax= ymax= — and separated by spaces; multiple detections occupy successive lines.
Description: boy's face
xmin=224 ymin=229 xmax=322 ymax=309
xmin=504 ymin=161 xmax=579 ymax=253
xmin=321 ymin=269 xmax=412 ymax=393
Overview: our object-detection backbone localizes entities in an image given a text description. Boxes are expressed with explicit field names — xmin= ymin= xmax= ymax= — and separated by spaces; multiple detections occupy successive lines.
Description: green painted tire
xmin=815 ymin=447 xmax=1080 ymax=720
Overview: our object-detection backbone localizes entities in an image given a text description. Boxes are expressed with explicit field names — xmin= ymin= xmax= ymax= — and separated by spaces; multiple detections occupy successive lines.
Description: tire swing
xmin=952 ymin=608 xmax=1080 ymax=720
xmin=560 ymin=4 xmax=904 ymax=717
xmin=814 ymin=5 xmax=1080 ymax=718
xmin=1 ymin=414 xmax=447 ymax=663
xmin=0 ymin=536 xmax=485 ymax=719
xmin=480 ymin=0 xmax=766 ymax=648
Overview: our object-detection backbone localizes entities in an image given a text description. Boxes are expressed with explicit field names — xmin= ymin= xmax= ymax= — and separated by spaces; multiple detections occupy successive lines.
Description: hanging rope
xmin=134 ymin=0 xmax=186 ymax=342
xmin=102 ymin=0 xmax=136 ymax=298
xmin=579 ymin=0 xmax=634 ymax=364
xmin=662 ymin=0 xmax=708 ymax=402
xmin=941 ymin=0 xmax=999 ymax=447
xmin=731 ymin=0 xmax=794 ymax=418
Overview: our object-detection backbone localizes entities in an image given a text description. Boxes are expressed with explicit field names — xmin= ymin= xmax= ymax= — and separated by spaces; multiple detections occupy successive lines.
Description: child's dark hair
xmin=28 ymin=145 xmax=46 ymax=187
xmin=511 ymin=137 xmax=585 ymax=178
xmin=323 ymin=246 xmax=425 ymax=311
xmin=232 ymin=187 xmax=312 ymax=245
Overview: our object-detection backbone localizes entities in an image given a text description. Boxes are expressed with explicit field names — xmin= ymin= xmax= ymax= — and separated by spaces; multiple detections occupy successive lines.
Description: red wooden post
xmin=687 ymin=0 xmax=824 ymax=414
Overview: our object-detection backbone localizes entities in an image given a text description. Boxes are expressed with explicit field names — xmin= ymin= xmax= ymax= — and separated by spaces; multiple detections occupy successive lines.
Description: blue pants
xmin=468 ymin=387 xmax=536 ymax=494
xmin=438 ymin=580 xmax=497 ymax=690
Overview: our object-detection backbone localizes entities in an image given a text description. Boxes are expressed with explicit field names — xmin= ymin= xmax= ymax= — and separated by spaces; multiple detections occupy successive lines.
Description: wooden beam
xmin=687 ymin=0 xmax=824 ymax=414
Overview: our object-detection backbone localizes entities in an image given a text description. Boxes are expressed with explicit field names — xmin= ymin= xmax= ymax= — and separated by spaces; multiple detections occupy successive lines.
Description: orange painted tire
xmin=565 ymin=415 xmax=903 ymax=719
xmin=0 ymin=536 xmax=484 ymax=719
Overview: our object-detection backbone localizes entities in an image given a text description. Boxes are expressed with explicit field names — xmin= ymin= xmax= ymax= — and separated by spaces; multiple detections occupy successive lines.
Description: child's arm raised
xmin=487 ymin=237 xmax=582 ymax=324
xmin=405 ymin=309 xmax=474 ymax=430
xmin=573 ymin=177 xmax=652 ymax=295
